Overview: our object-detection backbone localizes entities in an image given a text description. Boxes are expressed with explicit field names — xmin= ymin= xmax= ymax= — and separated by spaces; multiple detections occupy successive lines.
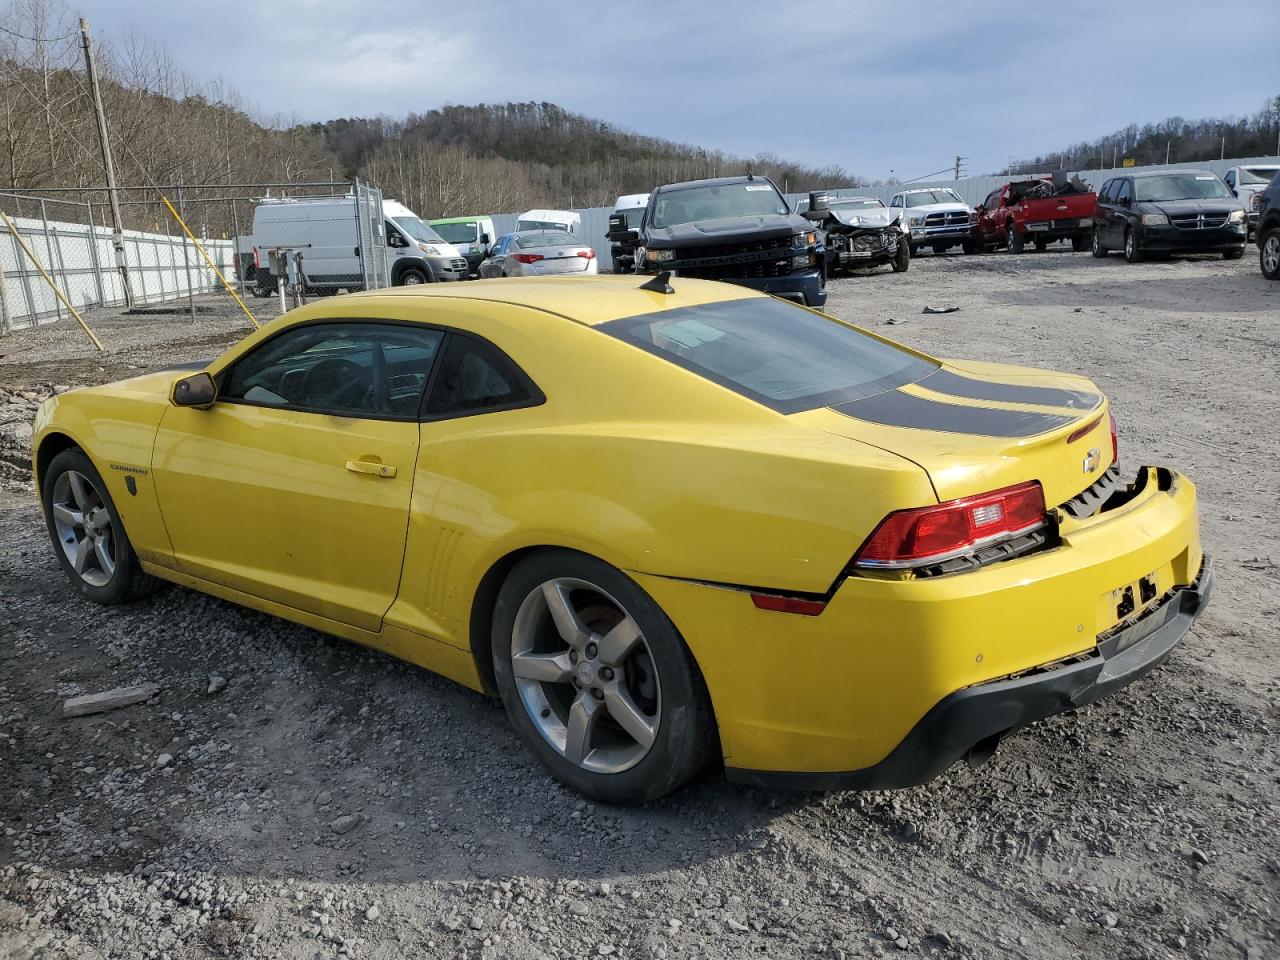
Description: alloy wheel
xmin=510 ymin=577 xmax=661 ymax=774
xmin=1092 ymin=228 xmax=1103 ymax=256
xmin=1263 ymin=234 xmax=1280 ymax=276
xmin=50 ymin=469 xmax=116 ymax=587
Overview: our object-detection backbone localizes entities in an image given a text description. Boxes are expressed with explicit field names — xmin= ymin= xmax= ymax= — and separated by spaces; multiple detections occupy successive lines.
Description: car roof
xmin=345 ymin=275 xmax=758 ymax=327
xmin=831 ymin=196 xmax=882 ymax=203
xmin=430 ymin=216 xmax=490 ymax=224
xmin=655 ymin=176 xmax=772 ymax=193
xmin=1128 ymin=169 xmax=1216 ymax=178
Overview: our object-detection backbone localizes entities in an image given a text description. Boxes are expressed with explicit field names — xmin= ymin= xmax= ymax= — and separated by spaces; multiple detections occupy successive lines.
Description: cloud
xmin=76 ymin=0 xmax=1278 ymax=178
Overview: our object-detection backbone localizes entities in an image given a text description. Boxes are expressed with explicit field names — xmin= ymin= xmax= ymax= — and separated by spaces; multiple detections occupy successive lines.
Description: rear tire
xmin=491 ymin=550 xmax=716 ymax=804
xmin=1260 ymin=228 xmax=1280 ymax=280
xmin=42 ymin=448 xmax=163 ymax=605
xmin=1123 ymin=227 xmax=1143 ymax=263
xmin=1034 ymin=236 xmax=1048 ymax=252
xmin=1091 ymin=226 xmax=1107 ymax=258
xmin=1071 ymin=234 xmax=1089 ymax=252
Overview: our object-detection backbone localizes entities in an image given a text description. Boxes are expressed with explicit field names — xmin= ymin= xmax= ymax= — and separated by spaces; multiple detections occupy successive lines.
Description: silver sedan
xmin=479 ymin=230 xmax=599 ymax=278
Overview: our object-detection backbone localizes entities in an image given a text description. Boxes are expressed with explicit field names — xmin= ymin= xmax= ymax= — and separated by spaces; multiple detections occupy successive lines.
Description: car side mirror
xmin=480 ymin=232 xmax=490 ymax=244
xmin=171 ymin=371 xmax=216 ymax=408
xmin=808 ymin=191 xmax=830 ymax=213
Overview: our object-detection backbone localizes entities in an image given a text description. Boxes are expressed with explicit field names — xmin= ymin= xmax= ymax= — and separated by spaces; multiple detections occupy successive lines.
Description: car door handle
xmin=346 ymin=459 xmax=397 ymax=478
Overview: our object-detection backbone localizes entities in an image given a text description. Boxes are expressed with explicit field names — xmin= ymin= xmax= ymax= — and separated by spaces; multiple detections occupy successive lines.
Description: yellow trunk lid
xmin=792 ymin=359 xmax=1114 ymax=508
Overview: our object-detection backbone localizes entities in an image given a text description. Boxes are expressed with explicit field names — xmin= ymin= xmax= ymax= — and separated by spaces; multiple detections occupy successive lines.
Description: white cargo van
xmin=250 ymin=196 xmax=467 ymax=292
xmin=515 ymin=209 xmax=582 ymax=235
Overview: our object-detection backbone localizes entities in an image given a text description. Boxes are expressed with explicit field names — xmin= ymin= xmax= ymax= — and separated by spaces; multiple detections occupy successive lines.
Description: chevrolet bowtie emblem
xmin=1083 ymin=447 xmax=1101 ymax=473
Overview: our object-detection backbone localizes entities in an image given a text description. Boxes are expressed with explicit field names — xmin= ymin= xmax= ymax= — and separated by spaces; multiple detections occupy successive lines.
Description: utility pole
xmin=80 ymin=17 xmax=133 ymax=307
xmin=953 ymin=156 xmax=967 ymax=180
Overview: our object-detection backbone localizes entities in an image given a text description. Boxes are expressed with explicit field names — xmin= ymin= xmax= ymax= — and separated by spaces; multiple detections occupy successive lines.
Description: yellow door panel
xmin=151 ymin=402 xmax=420 ymax=632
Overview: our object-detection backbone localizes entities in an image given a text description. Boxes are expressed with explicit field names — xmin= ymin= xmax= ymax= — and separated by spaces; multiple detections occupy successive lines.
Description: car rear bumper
xmin=633 ymin=465 xmax=1204 ymax=785
xmin=728 ymin=558 xmax=1212 ymax=790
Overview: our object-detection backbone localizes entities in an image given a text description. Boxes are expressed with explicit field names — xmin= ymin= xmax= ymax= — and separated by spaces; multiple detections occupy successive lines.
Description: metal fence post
xmin=230 ymin=200 xmax=247 ymax=299
xmin=12 ymin=222 xmax=37 ymax=328
xmin=133 ymin=234 xmax=149 ymax=304
xmin=177 ymin=187 xmax=195 ymax=322
xmin=51 ymin=223 xmax=73 ymax=315
xmin=85 ymin=201 xmax=106 ymax=307
xmin=39 ymin=201 xmax=62 ymax=322
xmin=353 ymin=179 xmax=369 ymax=290
xmin=0 ymin=236 xmax=11 ymax=335
xmin=373 ymin=186 xmax=388 ymax=288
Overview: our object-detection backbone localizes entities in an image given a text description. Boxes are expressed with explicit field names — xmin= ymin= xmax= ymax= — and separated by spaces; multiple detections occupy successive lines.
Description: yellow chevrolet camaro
xmin=32 ymin=276 xmax=1210 ymax=803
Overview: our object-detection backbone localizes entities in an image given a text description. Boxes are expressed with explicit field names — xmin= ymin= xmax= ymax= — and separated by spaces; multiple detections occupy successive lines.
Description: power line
xmin=0 ymin=24 xmax=76 ymax=44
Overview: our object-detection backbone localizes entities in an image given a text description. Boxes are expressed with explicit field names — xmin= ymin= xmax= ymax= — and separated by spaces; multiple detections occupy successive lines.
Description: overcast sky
xmin=80 ymin=0 xmax=1277 ymax=181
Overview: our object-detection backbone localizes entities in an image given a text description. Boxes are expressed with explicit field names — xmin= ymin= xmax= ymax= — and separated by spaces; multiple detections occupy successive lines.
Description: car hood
xmin=829 ymin=207 xmax=899 ymax=229
xmin=789 ymin=359 xmax=1109 ymax=507
xmin=645 ymin=214 xmax=804 ymax=248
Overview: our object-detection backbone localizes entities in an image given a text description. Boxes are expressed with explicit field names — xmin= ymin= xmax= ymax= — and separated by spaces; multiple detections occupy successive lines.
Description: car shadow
xmin=0 ymin=504 xmax=812 ymax=888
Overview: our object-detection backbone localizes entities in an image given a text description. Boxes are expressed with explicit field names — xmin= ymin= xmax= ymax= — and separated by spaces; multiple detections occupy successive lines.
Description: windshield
xmin=651 ymin=182 xmax=788 ymax=228
xmin=1133 ymin=175 xmax=1233 ymax=202
xmin=831 ymin=198 xmax=884 ymax=210
xmin=393 ymin=216 xmax=446 ymax=243
xmin=903 ymin=190 xmax=962 ymax=208
xmin=517 ymin=219 xmax=573 ymax=232
xmin=515 ymin=230 xmax=579 ymax=249
xmin=613 ymin=207 xmax=646 ymax=228
xmin=1240 ymin=167 xmax=1279 ymax=185
xmin=433 ymin=221 xmax=479 ymax=244
xmin=602 ymin=298 xmax=935 ymax=414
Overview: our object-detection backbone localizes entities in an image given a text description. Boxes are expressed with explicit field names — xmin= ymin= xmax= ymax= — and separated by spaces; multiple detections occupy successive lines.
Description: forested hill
xmin=1010 ymin=96 xmax=1280 ymax=173
xmin=313 ymin=102 xmax=861 ymax=217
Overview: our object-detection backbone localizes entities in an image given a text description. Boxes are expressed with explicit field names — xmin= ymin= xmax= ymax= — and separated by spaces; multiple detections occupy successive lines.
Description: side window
xmin=425 ymin=334 xmax=542 ymax=418
xmin=1116 ymin=180 xmax=1132 ymax=204
xmin=1224 ymin=171 xmax=1235 ymax=188
xmin=984 ymin=190 xmax=1000 ymax=210
xmin=1098 ymin=179 xmax=1113 ymax=202
xmin=890 ymin=195 xmax=902 ymax=207
xmin=385 ymin=221 xmax=407 ymax=248
xmin=222 ymin=322 xmax=444 ymax=419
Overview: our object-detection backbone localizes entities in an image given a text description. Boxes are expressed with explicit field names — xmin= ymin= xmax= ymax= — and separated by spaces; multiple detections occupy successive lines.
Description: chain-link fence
xmin=0 ymin=180 xmax=400 ymax=335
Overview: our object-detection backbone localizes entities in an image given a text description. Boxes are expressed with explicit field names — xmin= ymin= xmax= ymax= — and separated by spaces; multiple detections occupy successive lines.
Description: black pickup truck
xmin=608 ymin=175 xmax=827 ymax=307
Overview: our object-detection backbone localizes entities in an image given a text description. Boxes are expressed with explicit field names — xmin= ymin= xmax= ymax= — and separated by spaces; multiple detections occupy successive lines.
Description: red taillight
xmin=749 ymin=593 xmax=828 ymax=616
xmin=1108 ymin=413 xmax=1119 ymax=467
xmin=512 ymin=253 xmax=544 ymax=264
xmin=854 ymin=481 xmax=1047 ymax=569
xmin=577 ymin=249 xmax=595 ymax=260
xmin=253 ymin=246 xmax=260 ymax=269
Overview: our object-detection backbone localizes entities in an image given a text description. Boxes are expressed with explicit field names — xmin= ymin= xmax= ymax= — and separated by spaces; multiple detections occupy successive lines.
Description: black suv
xmin=1091 ymin=170 xmax=1248 ymax=263
xmin=1254 ymin=170 xmax=1280 ymax=281
xmin=609 ymin=175 xmax=826 ymax=307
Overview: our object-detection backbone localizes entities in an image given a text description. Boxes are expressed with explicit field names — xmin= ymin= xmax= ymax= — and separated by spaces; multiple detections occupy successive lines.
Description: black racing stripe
xmin=921 ymin=369 xmax=1101 ymax=410
xmin=832 ymin=390 xmax=1077 ymax=437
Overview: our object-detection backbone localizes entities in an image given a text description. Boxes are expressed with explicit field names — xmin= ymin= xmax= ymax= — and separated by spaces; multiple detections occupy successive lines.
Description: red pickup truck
xmin=973 ymin=176 xmax=1097 ymax=253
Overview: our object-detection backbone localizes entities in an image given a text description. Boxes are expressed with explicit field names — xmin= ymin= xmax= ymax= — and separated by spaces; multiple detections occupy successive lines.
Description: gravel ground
xmin=1 ymin=251 xmax=1277 ymax=960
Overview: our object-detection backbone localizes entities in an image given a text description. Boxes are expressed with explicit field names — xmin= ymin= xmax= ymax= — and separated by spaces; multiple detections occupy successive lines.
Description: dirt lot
xmin=1 ymin=251 xmax=1277 ymax=960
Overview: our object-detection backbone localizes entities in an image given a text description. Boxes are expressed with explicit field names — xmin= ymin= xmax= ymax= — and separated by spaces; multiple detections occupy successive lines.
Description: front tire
xmin=1260 ymin=228 xmax=1280 ymax=280
xmin=492 ymin=550 xmax=716 ymax=804
xmin=892 ymin=240 xmax=910 ymax=272
xmin=1222 ymin=247 xmax=1244 ymax=261
xmin=1123 ymin=227 xmax=1143 ymax=263
xmin=42 ymin=448 xmax=162 ymax=605
xmin=398 ymin=267 xmax=429 ymax=285
xmin=1006 ymin=226 xmax=1025 ymax=254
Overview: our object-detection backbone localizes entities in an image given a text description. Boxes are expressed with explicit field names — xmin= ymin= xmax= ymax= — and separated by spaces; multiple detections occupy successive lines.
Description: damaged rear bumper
xmin=727 ymin=558 xmax=1213 ymax=791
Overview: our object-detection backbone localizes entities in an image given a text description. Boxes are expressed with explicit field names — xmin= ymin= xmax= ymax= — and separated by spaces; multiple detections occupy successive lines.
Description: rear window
xmin=1240 ymin=167 xmax=1279 ymax=185
xmin=515 ymin=230 xmax=579 ymax=249
xmin=602 ymin=298 xmax=935 ymax=414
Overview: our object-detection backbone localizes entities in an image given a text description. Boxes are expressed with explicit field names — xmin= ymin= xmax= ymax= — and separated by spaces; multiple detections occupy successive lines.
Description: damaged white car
xmin=804 ymin=194 xmax=910 ymax=275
